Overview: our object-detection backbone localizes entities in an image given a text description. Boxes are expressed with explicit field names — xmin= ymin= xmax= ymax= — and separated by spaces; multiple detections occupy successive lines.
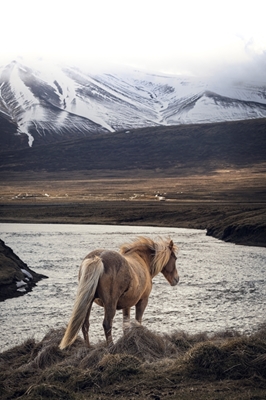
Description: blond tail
xmin=59 ymin=256 xmax=104 ymax=349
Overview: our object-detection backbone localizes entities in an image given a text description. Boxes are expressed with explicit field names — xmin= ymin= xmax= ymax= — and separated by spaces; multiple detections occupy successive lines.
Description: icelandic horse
xmin=59 ymin=236 xmax=179 ymax=349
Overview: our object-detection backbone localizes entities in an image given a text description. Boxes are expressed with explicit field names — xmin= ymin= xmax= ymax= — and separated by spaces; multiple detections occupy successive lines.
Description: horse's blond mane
xmin=120 ymin=236 xmax=177 ymax=276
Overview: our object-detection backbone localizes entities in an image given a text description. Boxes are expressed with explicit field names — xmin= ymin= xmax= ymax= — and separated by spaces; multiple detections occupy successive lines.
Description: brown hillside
xmin=0 ymin=118 xmax=266 ymax=172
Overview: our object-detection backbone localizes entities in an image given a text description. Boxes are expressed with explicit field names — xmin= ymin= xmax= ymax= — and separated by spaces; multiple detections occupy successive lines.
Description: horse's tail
xmin=59 ymin=256 xmax=104 ymax=349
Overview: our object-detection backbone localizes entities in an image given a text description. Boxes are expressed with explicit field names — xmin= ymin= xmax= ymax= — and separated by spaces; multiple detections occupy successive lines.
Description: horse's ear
xmin=169 ymin=240 xmax=174 ymax=250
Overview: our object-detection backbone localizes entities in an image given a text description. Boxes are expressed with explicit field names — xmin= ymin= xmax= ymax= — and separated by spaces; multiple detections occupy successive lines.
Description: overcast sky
xmin=1 ymin=0 xmax=266 ymax=81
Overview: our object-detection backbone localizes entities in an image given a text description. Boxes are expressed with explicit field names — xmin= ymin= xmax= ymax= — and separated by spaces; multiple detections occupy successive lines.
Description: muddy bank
xmin=0 ymin=239 xmax=47 ymax=302
xmin=207 ymin=224 xmax=266 ymax=247
xmin=0 ymin=201 xmax=266 ymax=247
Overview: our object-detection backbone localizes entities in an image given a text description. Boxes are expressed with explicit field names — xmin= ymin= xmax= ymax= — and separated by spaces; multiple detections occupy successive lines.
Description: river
xmin=0 ymin=223 xmax=265 ymax=352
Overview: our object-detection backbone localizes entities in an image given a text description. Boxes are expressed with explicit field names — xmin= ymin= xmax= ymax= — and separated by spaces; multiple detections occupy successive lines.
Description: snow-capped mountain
xmin=1 ymin=59 xmax=266 ymax=148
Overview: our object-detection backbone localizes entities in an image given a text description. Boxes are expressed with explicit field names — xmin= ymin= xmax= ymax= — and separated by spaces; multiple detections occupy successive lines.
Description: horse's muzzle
xmin=171 ymin=276 xmax=179 ymax=286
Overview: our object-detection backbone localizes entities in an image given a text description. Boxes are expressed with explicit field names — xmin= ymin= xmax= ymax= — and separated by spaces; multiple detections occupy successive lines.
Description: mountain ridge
xmin=1 ymin=59 xmax=266 ymax=150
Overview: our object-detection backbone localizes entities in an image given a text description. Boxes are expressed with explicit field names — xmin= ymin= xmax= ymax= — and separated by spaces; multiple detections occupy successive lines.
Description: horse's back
xmin=84 ymin=249 xmax=128 ymax=274
xmin=84 ymin=249 xmax=105 ymax=260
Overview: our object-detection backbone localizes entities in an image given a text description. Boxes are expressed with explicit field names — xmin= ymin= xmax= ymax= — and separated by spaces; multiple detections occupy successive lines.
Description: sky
xmin=1 ymin=0 xmax=266 ymax=80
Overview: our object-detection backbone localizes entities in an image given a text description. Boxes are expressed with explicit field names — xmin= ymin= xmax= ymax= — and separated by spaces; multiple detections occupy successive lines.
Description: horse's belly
xmin=94 ymin=298 xmax=104 ymax=307
xmin=116 ymin=292 xmax=145 ymax=310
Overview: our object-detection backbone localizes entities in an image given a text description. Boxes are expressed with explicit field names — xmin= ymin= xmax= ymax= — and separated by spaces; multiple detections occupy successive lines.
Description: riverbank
xmin=0 ymin=239 xmax=47 ymax=301
xmin=0 ymin=200 xmax=266 ymax=247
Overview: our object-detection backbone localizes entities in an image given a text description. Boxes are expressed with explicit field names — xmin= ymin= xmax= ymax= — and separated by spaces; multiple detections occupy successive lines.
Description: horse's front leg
xmin=122 ymin=307 xmax=131 ymax=333
xmin=103 ymin=304 xmax=116 ymax=346
xmin=135 ymin=297 xmax=149 ymax=324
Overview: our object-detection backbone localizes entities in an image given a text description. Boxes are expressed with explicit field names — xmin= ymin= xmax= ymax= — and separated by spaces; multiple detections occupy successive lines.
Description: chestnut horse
xmin=59 ymin=236 xmax=179 ymax=349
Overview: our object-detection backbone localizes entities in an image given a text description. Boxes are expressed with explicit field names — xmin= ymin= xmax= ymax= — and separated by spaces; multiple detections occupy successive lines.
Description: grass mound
xmin=177 ymin=325 xmax=266 ymax=381
xmin=24 ymin=383 xmax=75 ymax=400
xmin=97 ymin=353 xmax=141 ymax=385
xmin=0 ymin=324 xmax=266 ymax=399
xmin=110 ymin=324 xmax=178 ymax=361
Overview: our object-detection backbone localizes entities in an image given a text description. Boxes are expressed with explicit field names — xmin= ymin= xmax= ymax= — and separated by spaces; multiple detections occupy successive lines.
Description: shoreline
xmin=1 ymin=200 xmax=265 ymax=248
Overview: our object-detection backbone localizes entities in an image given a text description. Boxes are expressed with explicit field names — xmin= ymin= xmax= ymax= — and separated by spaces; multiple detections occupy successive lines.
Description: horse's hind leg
xmin=103 ymin=304 xmax=116 ymax=346
xmin=82 ymin=303 xmax=92 ymax=347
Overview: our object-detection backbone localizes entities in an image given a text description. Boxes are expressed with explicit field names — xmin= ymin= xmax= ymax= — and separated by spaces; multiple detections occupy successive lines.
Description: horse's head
xmin=161 ymin=240 xmax=179 ymax=286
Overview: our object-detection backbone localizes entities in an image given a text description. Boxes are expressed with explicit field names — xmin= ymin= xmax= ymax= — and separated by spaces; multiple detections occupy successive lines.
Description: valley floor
xmin=0 ymin=167 xmax=266 ymax=247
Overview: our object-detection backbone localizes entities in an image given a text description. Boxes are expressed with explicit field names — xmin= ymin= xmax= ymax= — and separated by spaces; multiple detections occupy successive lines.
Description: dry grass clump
xmin=25 ymin=383 xmax=76 ymax=400
xmin=177 ymin=324 xmax=266 ymax=382
xmin=97 ymin=353 xmax=141 ymax=385
xmin=0 ymin=324 xmax=266 ymax=399
xmin=110 ymin=324 xmax=178 ymax=361
xmin=165 ymin=330 xmax=209 ymax=353
xmin=0 ymin=338 xmax=36 ymax=368
xmin=32 ymin=343 xmax=65 ymax=369
xmin=180 ymin=341 xmax=228 ymax=379
xmin=220 ymin=334 xmax=266 ymax=380
xmin=77 ymin=345 xmax=107 ymax=369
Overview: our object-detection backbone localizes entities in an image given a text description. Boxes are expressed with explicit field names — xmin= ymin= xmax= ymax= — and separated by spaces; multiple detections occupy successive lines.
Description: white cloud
xmin=1 ymin=0 xmax=266 ymax=80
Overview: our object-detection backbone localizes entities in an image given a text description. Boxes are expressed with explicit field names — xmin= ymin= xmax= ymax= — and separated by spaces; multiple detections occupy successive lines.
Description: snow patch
xmin=1 ymin=59 xmax=266 ymax=147
xmin=16 ymin=280 xmax=27 ymax=288
xmin=21 ymin=269 xmax=33 ymax=280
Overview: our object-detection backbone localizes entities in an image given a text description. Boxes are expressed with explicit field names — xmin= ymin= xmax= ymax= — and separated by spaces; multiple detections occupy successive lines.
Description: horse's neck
xmin=129 ymin=248 xmax=153 ymax=275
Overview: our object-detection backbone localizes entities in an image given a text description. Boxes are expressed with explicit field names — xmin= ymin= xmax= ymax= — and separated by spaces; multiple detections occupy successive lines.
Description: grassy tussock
xmin=110 ymin=325 xmax=178 ymax=361
xmin=0 ymin=324 xmax=266 ymax=399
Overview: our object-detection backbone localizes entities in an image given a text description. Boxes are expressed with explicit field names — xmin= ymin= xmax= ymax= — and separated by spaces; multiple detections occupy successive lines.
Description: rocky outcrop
xmin=0 ymin=239 xmax=48 ymax=301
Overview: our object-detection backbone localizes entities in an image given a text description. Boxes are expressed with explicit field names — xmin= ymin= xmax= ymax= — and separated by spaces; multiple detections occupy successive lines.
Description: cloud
xmin=1 ymin=0 xmax=266 ymax=82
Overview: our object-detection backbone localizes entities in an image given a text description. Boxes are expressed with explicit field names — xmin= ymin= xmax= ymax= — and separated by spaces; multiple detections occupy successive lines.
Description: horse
xmin=59 ymin=236 xmax=179 ymax=349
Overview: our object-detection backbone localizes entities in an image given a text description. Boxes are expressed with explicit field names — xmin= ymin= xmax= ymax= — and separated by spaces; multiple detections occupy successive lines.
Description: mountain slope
xmin=0 ymin=119 xmax=265 ymax=173
xmin=1 ymin=59 xmax=266 ymax=150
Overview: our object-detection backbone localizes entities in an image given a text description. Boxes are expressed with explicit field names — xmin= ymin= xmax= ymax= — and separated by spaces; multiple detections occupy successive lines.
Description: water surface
xmin=0 ymin=223 xmax=265 ymax=351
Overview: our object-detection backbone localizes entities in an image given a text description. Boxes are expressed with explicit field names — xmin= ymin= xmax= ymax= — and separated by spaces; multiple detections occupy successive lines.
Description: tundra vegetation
xmin=0 ymin=324 xmax=266 ymax=399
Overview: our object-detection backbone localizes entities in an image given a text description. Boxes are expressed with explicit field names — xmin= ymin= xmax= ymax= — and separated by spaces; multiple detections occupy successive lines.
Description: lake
xmin=0 ymin=223 xmax=265 ymax=352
